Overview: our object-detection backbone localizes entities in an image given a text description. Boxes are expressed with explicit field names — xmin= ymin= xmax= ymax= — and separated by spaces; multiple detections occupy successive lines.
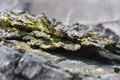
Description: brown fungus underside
xmin=0 ymin=11 xmax=120 ymax=61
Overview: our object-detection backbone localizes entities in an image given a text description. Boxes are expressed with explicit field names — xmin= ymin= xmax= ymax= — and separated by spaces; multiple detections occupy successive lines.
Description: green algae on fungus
xmin=0 ymin=11 xmax=119 ymax=57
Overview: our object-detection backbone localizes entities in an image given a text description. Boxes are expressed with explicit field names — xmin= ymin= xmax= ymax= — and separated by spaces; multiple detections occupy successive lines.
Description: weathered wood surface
xmin=0 ymin=0 xmax=119 ymax=80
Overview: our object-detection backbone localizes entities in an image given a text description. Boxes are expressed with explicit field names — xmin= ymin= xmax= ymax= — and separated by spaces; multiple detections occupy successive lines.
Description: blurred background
xmin=0 ymin=0 xmax=120 ymax=35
